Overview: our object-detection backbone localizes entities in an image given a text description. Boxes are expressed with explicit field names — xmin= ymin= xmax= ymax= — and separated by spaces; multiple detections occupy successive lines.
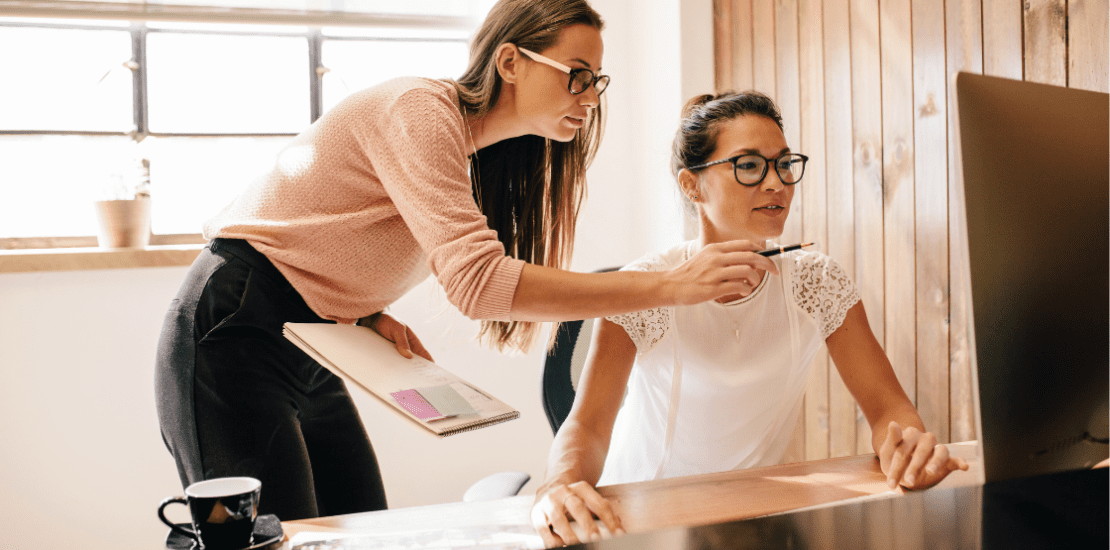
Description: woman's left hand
xmin=358 ymin=313 xmax=434 ymax=362
xmin=879 ymin=421 xmax=969 ymax=490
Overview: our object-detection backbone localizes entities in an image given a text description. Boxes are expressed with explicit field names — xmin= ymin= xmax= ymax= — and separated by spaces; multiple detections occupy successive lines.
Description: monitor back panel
xmin=956 ymin=72 xmax=1109 ymax=483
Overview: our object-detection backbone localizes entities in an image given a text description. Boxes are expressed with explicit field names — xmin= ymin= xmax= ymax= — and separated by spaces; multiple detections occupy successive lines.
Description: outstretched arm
xmin=510 ymin=240 xmax=778 ymax=322
xmin=532 ymin=318 xmax=636 ymax=546
xmin=826 ymin=301 xmax=969 ymax=490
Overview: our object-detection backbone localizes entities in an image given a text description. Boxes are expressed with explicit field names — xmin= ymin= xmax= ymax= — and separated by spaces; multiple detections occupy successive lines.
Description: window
xmin=321 ymin=29 xmax=469 ymax=114
xmin=146 ymin=26 xmax=311 ymax=134
xmin=0 ymin=7 xmax=476 ymax=247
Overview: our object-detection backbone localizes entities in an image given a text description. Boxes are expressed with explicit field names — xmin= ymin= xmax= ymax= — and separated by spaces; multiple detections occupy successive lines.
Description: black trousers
xmin=155 ymin=238 xmax=388 ymax=520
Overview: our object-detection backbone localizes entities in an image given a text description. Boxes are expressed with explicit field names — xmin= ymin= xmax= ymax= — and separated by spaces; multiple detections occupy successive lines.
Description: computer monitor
xmin=955 ymin=72 xmax=1109 ymax=483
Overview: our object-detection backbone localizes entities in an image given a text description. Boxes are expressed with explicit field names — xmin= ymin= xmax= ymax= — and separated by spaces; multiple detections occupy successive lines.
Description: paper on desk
xmin=288 ymin=525 xmax=543 ymax=550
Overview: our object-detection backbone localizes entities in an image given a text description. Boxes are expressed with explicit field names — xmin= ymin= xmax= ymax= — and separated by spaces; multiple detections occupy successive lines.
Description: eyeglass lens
xmin=734 ymin=154 xmax=806 ymax=185
xmin=570 ymin=70 xmax=609 ymax=95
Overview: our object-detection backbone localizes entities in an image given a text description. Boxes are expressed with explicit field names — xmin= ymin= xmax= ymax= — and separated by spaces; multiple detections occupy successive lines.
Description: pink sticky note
xmin=390 ymin=389 xmax=447 ymax=420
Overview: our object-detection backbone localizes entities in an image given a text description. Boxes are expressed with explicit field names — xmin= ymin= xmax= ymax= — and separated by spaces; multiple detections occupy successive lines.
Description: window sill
xmin=0 ymin=244 xmax=204 ymax=273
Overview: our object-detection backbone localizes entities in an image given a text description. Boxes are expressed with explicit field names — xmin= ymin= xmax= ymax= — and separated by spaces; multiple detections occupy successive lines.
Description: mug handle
xmin=157 ymin=496 xmax=199 ymax=541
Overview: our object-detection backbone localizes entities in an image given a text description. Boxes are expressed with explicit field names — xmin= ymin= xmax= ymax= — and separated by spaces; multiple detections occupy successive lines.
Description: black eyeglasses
xmin=518 ymin=47 xmax=610 ymax=96
xmin=688 ymin=153 xmax=809 ymax=186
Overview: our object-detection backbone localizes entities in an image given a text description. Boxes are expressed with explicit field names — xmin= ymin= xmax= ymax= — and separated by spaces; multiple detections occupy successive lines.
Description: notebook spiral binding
xmin=440 ymin=411 xmax=521 ymax=437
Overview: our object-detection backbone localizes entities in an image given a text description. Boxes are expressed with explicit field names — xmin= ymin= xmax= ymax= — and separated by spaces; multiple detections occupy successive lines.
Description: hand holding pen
xmin=669 ymin=241 xmax=815 ymax=305
xmin=709 ymin=243 xmax=814 ymax=300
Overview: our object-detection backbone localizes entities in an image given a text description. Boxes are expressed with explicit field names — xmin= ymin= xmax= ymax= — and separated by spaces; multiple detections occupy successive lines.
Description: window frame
xmin=0 ymin=10 xmax=472 ymax=252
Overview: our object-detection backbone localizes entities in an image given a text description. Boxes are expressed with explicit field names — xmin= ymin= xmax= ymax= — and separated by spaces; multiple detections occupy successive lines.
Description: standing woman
xmin=155 ymin=0 xmax=775 ymax=521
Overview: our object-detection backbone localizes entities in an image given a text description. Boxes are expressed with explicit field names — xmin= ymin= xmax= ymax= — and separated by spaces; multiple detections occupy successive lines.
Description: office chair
xmin=463 ymin=267 xmax=621 ymax=502
xmin=540 ymin=316 xmax=599 ymax=435
xmin=541 ymin=265 xmax=622 ymax=435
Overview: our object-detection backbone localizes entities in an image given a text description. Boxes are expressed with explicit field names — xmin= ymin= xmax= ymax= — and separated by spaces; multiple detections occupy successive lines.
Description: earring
xmin=690 ymin=194 xmax=699 ymax=200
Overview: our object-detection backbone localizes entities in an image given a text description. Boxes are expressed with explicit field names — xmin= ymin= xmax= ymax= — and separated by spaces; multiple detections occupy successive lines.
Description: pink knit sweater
xmin=203 ymin=77 xmax=525 ymax=325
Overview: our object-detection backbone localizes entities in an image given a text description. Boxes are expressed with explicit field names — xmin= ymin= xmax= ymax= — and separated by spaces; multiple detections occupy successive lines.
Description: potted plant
xmin=93 ymin=156 xmax=152 ymax=248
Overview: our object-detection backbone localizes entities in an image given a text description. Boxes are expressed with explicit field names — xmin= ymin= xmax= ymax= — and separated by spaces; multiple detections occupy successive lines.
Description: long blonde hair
xmin=450 ymin=0 xmax=606 ymax=352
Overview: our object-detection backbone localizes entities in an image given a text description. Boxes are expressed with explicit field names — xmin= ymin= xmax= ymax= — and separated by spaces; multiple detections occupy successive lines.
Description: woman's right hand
xmin=530 ymin=478 xmax=624 ymax=547
xmin=665 ymin=240 xmax=780 ymax=305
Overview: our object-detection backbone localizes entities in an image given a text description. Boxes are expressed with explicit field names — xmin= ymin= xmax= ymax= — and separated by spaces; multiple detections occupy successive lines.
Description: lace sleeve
xmin=604 ymin=253 xmax=673 ymax=354
xmin=607 ymin=307 xmax=672 ymax=354
xmin=790 ymin=252 xmax=861 ymax=339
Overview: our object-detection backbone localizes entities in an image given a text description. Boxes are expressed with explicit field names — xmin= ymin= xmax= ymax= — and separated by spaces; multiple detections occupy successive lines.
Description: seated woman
xmin=530 ymin=91 xmax=969 ymax=546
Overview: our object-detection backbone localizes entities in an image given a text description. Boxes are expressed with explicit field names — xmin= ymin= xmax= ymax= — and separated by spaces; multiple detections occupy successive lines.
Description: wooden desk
xmin=280 ymin=443 xmax=980 ymax=549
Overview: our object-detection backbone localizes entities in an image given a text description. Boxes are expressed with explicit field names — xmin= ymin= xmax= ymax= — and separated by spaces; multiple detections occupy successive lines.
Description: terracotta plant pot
xmin=93 ymin=198 xmax=152 ymax=248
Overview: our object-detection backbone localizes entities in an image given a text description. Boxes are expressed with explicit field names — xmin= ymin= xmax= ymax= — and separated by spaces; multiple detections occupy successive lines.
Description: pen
xmin=757 ymin=242 xmax=815 ymax=257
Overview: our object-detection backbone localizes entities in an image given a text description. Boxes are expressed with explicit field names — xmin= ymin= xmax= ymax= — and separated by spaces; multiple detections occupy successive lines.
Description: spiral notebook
xmin=283 ymin=323 xmax=519 ymax=437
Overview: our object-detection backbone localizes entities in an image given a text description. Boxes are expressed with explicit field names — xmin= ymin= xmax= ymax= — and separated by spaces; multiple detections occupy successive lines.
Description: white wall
xmin=0 ymin=2 xmax=712 ymax=548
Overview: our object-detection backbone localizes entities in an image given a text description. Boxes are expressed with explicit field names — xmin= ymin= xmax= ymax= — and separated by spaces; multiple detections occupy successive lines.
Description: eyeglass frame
xmin=687 ymin=152 xmax=810 ymax=187
xmin=517 ymin=46 xmax=610 ymax=96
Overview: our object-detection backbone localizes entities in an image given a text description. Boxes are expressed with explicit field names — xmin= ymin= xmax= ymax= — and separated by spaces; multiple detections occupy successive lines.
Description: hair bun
xmin=680 ymin=93 xmax=717 ymax=117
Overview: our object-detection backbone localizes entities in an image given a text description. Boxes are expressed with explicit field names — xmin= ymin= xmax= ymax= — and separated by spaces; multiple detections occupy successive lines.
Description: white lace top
xmin=597 ymin=241 xmax=860 ymax=485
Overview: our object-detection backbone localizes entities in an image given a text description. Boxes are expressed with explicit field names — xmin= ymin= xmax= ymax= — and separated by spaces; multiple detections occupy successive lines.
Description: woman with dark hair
xmin=155 ymin=0 xmax=775 ymax=521
xmin=530 ymin=91 xmax=969 ymax=546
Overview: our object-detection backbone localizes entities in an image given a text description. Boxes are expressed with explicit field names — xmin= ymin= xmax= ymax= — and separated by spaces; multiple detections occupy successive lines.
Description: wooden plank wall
xmin=713 ymin=0 xmax=1109 ymax=459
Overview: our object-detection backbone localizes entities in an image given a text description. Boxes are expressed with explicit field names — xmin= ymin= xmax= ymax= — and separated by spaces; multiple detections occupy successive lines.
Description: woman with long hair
xmin=155 ymin=0 xmax=775 ymax=521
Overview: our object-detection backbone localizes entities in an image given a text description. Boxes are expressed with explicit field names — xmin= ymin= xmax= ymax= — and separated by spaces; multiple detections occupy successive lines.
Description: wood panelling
xmin=1069 ymin=0 xmax=1110 ymax=93
xmin=912 ymin=0 xmax=951 ymax=445
xmin=799 ymin=0 xmax=830 ymax=462
xmin=712 ymin=0 xmax=1108 ymax=459
xmin=1024 ymin=0 xmax=1069 ymax=86
xmin=714 ymin=0 xmax=735 ymax=92
xmin=752 ymin=0 xmax=777 ymax=96
xmin=982 ymin=0 xmax=1024 ymax=79
xmin=821 ymin=0 xmax=858 ymax=459
xmin=731 ymin=0 xmax=756 ymax=90
xmin=945 ymin=0 xmax=983 ymax=445
xmin=880 ymin=0 xmax=916 ymax=414
xmin=849 ymin=0 xmax=882 ymax=455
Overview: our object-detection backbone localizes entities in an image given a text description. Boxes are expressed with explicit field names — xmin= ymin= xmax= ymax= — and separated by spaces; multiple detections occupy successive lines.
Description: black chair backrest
xmin=541 ymin=267 xmax=621 ymax=435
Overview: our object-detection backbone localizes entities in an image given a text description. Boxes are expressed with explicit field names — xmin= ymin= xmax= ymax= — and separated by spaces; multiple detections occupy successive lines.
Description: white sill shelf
xmin=0 ymin=244 xmax=204 ymax=273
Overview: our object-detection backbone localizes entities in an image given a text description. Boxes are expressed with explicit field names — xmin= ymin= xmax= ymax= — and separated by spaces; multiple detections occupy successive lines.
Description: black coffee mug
xmin=158 ymin=477 xmax=262 ymax=550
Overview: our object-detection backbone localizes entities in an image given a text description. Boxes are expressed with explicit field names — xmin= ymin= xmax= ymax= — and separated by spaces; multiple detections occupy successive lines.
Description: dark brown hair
xmin=671 ymin=91 xmax=783 ymax=215
xmin=451 ymin=0 xmax=606 ymax=352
